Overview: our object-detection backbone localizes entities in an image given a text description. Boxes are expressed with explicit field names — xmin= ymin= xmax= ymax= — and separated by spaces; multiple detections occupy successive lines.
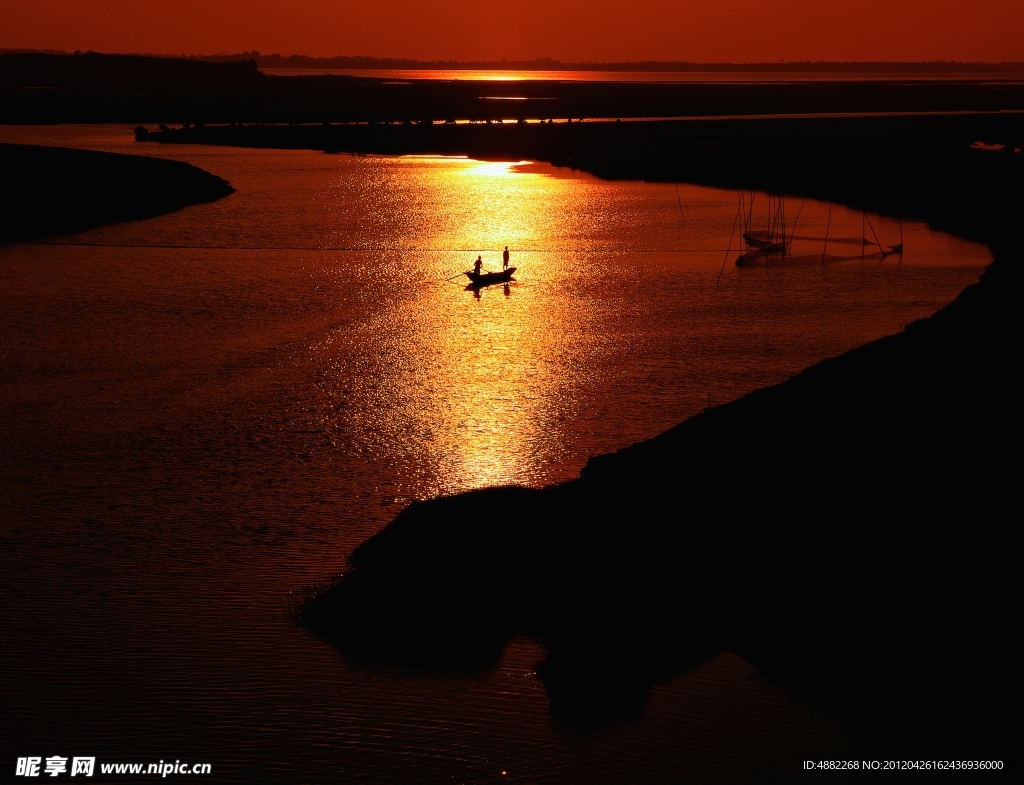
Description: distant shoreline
xmin=5 ymin=52 xmax=1023 ymax=124
xmin=5 ymin=49 xmax=1024 ymax=73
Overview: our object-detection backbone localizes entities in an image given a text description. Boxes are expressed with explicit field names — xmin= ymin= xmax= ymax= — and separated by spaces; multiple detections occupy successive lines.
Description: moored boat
xmin=731 ymin=196 xmax=904 ymax=267
xmin=742 ymin=230 xmax=787 ymax=252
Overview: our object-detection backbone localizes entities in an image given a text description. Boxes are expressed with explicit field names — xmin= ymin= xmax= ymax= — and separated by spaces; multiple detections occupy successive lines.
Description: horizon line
xmin=4 ymin=49 xmax=1024 ymax=70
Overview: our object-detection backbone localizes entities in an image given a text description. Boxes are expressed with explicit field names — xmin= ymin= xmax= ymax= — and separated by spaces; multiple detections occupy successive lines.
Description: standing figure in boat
xmin=474 ymin=255 xmax=483 ymax=276
xmin=502 ymin=246 xmax=510 ymax=270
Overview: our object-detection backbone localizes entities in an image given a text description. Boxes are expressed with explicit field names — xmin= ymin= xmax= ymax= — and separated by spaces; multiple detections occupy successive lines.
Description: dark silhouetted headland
xmin=0 ymin=144 xmax=233 ymax=242
xmin=292 ymin=111 xmax=1020 ymax=763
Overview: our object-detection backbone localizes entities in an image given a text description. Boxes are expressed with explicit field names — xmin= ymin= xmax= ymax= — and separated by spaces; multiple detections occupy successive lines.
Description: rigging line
xmin=787 ymin=199 xmax=807 ymax=245
xmin=821 ymin=202 xmax=832 ymax=264
xmin=775 ymin=197 xmax=781 ymax=244
xmin=717 ymin=199 xmax=742 ymax=287
xmin=780 ymin=196 xmax=786 ymax=256
xmin=863 ymin=211 xmax=885 ymax=250
xmin=673 ymin=183 xmax=685 ymax=227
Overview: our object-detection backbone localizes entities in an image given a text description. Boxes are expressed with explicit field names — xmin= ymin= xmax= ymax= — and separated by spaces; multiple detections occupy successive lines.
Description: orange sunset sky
xmin=2 ymin=0 xmax=1023 ymax=63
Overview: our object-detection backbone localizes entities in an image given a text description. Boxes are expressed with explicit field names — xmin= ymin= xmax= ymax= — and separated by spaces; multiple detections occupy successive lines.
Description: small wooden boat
xmin=742 ymin=231 xmax=787 ymax=253
xmin=730 ymin=194 xmax=905 ymax=268
xmin=465 ymin=267 xmax=516 ymax=286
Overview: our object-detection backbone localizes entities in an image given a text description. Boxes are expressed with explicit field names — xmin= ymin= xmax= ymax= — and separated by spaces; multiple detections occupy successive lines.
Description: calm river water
xmin=0 ymin=125 xmax=990 ymax=783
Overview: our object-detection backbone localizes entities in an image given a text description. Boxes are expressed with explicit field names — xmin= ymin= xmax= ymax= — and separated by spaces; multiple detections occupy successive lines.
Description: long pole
xmin=821 ymin=203 xmax=832 ymax=264
xmin=717 ymin=199 xmax=742 ymax=287
xmin=788 ymin=199 xmax=806 ymax=245
xmin=864 ymin=212 xmax=884 ymax=251
xmin=780 ymin=197 xmax=786 ymax=257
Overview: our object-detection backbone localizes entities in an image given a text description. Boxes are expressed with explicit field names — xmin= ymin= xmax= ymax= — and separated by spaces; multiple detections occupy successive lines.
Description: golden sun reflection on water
xmin=307 ymin=153 xmax=991 ymax=502
xmin=368 ymin=157 xmax=591 ymax=493
xmin=422 ymin=276 xmax=589 ymax=493
xmin=463 ymin=159 xmax=532 ymax=177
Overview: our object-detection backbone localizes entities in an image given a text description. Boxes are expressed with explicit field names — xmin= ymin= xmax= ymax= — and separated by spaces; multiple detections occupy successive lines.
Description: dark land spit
xmin=0 ymin=144 xmax=233 ymax=243
xmin=208 ymin=113 xmax=1024 ymax=763
xmin=4 ymin=51 xmax=1024 ymax=124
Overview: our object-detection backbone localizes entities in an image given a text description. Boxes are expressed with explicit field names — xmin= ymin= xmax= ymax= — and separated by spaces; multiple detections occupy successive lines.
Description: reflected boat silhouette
xmin=735 ymin=246 xmax=787 ymax=266
xmin=465 ymin=266 xmax=516 ymax=287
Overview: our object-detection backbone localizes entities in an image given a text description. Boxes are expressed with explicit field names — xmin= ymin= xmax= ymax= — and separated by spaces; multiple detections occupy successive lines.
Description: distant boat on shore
xmin=739 ymin=193 xmax=790 ymax=261
xmin=734 ymin=194 xmax=902 ymax=266
xmin=741 ymin=229 xmax=787 ymax=252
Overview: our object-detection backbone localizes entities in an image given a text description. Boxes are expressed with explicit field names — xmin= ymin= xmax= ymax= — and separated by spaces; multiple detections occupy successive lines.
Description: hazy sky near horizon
xmin=2 ymin=0 xmax=1023 ymax=63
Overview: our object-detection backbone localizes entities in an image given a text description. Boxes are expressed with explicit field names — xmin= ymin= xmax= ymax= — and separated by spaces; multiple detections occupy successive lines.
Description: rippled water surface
xmin=0 ymin=125 xmax=990 ymax=782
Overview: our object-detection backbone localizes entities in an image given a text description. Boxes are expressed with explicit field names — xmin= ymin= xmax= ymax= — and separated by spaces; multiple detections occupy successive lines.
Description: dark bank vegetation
xmin=0 ymin=144 xmax=233 ymax=243
xmin=4 ymin=51 xmax=1024 ymax=125
xmin=291 ymin=110 xmax=1021 ymax=762
xmin=10 ymin=49 xmax=1024 ymax=74
xmin=182 ymin=52 xmax=1024 ymax=74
